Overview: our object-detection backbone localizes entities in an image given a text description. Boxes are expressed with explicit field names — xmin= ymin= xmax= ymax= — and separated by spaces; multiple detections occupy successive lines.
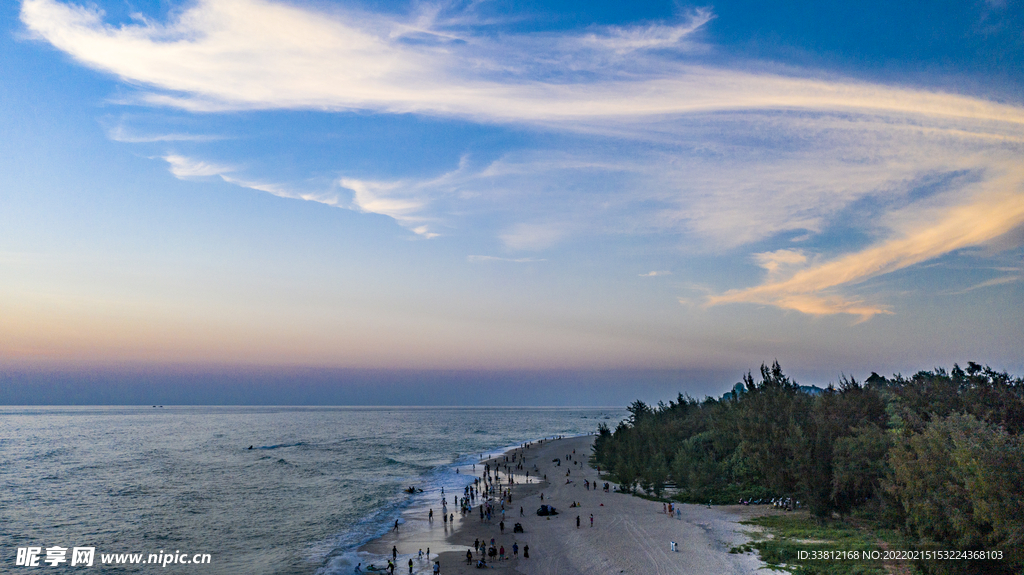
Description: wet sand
xmin=360 ymin=435 xmax=773 ymax=574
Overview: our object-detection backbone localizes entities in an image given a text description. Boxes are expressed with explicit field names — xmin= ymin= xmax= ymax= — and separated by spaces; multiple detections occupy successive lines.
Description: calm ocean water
xmin=1 ymin=406 xmax=625 ymax=573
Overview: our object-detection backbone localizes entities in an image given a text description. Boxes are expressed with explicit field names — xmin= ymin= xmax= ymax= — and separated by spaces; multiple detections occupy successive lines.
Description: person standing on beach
xmin=433 ymin=560 xmax=440 ymax=574
xmin=428 ymin=509 xmax=433 ymax=522
xmin=409 ymin=558 xmax=414 ymax=573
xmin=392 ymin=546 xmax=397 ymax=562
xmin=576 ymin=515 xmax=580 ymax=528
xmin=523 ymin=545 xmax=529 ymax=559
xmin=394 ymin=520 xmax=400 ymax=532
xmin=590 ymin=513 xmax=593 ymax=527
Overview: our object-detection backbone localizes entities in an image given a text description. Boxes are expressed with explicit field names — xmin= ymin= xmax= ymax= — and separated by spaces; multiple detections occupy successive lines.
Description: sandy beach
xmin=359 ymin=435 xmax=774 ymax=574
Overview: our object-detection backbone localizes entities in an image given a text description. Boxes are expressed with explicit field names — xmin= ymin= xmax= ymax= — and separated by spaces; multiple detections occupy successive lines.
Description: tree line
xmin=592 ymin=361 xmax=1024 ymax=575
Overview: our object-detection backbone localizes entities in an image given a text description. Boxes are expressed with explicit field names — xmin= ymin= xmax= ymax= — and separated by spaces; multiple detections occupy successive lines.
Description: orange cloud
xmin=707 ymin=167 xmax=1024 ymax=318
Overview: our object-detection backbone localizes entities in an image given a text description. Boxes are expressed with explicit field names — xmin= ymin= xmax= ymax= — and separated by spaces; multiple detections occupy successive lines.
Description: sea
xmin=1 ymin=406 xmax=625 ymax=573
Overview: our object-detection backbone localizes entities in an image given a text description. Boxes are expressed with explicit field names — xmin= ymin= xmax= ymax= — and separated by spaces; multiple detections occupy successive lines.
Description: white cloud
xmin=162 ymin=154 xmax=356 ymax=215
xmin=639 ymin=271 xmax=672 ymax=277
xmin=753 ymin=249 xmax=807 ymax=280
xmin=579 ymin=10 xmax=714 ymax=54
xmin=25 ymin=0 xmax=1024 ymax=317
xmin=20 ymin=0 xmax=1024 ymax=125
xmin=338 ymin=163 xmax=479 ymax=238
xmin=342 ymin=178 xmax=428 ymax=220
xmin=162 ymin=154 xmax=233 ymax=178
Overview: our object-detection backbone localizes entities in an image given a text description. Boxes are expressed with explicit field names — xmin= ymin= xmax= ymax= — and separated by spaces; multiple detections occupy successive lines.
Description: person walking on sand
xmin=392 ymin=546 xmax=397 ymax=562
xmin=512 ymin=543 xmax=518 ymax=558
xmin=590 ymin=513 xmax=593 ymax=527
xmin=432 ymin=560 xmax=440 ymax=574
xmin=394 ymin=520 xmax=400 ymax=532
xmin=576 ymin=515 xmax=580 ymax=528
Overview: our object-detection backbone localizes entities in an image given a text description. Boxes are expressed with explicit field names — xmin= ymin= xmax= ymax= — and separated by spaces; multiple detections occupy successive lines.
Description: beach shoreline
xmin=353 ymin=435 xmax=776 ymax=574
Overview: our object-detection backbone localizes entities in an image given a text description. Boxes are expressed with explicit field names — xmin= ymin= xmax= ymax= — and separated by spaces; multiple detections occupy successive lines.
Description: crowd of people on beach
xmin=358 ymin=436 xmax=636 ymax=574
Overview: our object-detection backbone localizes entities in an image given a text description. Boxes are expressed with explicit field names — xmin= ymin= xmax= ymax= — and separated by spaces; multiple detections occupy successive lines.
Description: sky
xmin=1 ymin=0 xmax=1023 ymax=404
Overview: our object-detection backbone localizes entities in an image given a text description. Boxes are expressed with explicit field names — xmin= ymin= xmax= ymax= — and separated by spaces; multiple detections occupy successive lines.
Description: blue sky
xmin=2 ymin=0 xmax=1023 ymax=400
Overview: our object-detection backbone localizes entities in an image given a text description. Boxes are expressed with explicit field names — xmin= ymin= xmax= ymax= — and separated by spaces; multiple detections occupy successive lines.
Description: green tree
xmin=889 ymin=413 xmax=1024 ymax=574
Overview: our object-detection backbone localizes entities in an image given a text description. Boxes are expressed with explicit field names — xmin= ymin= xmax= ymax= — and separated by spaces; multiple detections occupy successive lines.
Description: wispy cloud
xmin=24 ymin=0 xmax=1024 ymax=318
xmin=20 ymin=0 xmax=1024 ymax=125
xmin=945 ymin=274 xmax=1021 ymax=295
xmin=707 ymin=170 xmax=1024 ymax=318
xmin=753 ymin=249 xmax=807 ymax=278
xmin=639 ymin=270 xmax=672 ymax=277
xmin=161 ymin=154 xmax=352 ymax=212
xmin=108 ymin=124 xmax=223 ymax=143
xmin=162 ymin=154 xmax=233 ymax=179
xmin=579 ymin=9 xmax=714 ymax=54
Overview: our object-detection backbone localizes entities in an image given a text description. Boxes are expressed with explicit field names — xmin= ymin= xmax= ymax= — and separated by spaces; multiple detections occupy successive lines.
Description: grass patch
xmin=734 ymin=513 xmax=895 ymax=575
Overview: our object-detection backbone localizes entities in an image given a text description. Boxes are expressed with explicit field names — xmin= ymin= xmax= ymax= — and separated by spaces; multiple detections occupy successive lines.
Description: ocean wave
xmin=256 ymin=442 xmax=306 ymax=450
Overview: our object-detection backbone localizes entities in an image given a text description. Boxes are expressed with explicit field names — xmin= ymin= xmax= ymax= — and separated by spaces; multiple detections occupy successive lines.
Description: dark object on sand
xmin=513 ymin=522 xmax=524 ymax=533
xmin=536 ymin=505 xmax=558 ymax=516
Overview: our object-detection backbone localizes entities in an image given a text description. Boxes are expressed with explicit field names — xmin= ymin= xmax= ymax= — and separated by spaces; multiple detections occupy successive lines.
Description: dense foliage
xmin=592 ymin=361 xmax=1024 ymax=575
